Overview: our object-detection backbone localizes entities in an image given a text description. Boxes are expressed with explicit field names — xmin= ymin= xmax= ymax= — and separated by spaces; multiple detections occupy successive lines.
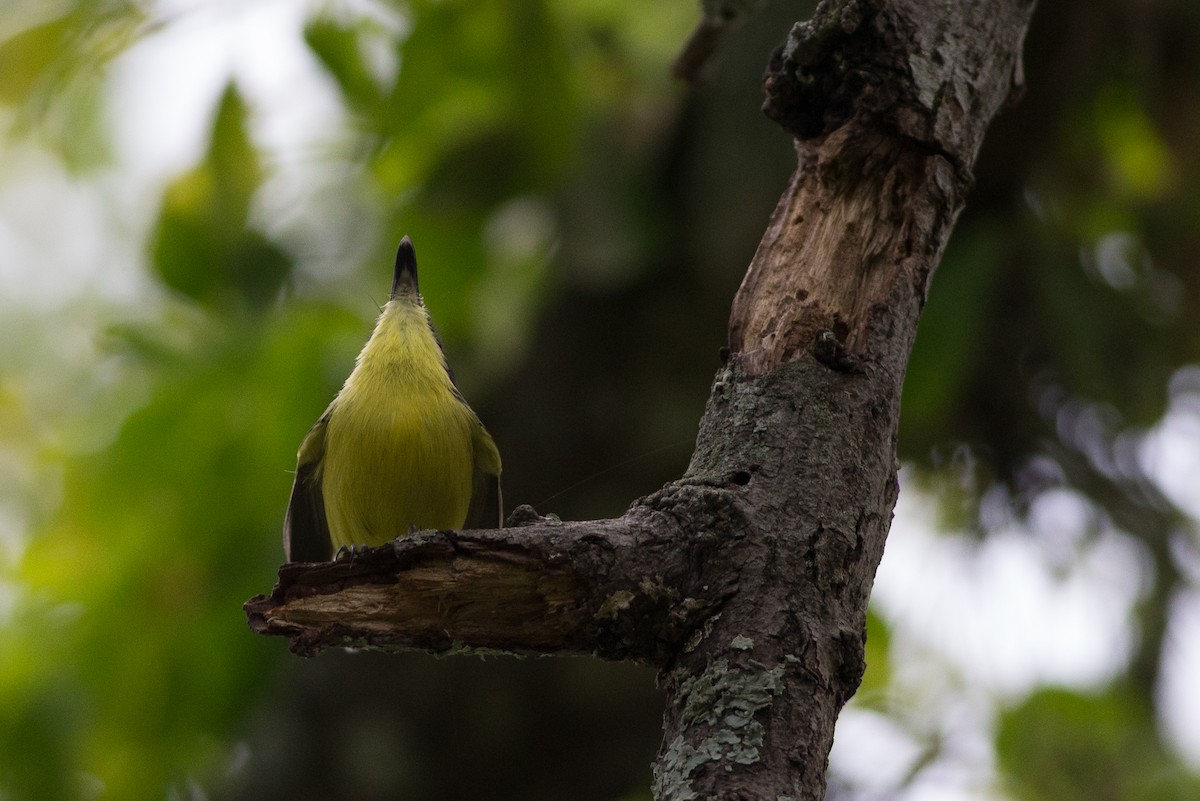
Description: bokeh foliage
xmin=0 ymin=1 xmax=1198 ymax=800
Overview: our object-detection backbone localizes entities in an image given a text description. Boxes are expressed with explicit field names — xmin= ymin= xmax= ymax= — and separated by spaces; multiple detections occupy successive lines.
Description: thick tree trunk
xmin=245 ymin=1 xmax=1036 ymax=798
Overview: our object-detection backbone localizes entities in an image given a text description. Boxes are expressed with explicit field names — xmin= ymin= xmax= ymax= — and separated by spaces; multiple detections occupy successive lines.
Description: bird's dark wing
xmin=465 ymin=421 xmax=503 ymax=529
xmin=283 ymin=408 xmax=333 ymax=562
xmin=466 ymin=466 xmax=502 ymax=529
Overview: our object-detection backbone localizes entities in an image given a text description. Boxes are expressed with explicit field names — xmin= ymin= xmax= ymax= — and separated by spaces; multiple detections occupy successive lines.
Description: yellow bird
xmin=284 ymin=236 xmax=502 ymax=562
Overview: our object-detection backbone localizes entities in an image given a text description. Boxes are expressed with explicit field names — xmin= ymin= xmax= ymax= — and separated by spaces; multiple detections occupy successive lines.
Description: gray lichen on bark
xmin=654 ymin=657 xmax=787 ymax=799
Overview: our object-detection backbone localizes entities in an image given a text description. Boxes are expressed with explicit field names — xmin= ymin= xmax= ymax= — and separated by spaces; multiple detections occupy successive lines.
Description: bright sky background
xmin=1 ymin=1 xmax=1198 ymax=798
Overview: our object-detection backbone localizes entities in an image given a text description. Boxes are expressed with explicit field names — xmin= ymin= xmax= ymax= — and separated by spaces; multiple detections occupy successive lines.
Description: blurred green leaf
xmin=998 ymin=687 xmax=1200 ymax=801
xmin=856 ymin=608 xmax=892 ymax=700
xmin=150 ymin=84 xmax=291 ymax=311
xmin=5 ymin=302 xmax=364 ymax=800
xmin=902 ymin=222 xmax=1006 ymax=456
xmin=0 ymin=3 xmax=144 ymax=167
xmin=1093 ymin=85 xmax=1173 ymax=202
xmin=0 ymin=16 xmax=72 ymax=105
xmin=303 ymin=17 xmax=387 ymax=115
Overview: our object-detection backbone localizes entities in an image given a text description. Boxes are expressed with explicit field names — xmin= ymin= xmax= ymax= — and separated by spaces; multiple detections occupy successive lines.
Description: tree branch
xmin=732 ymin=0 xmax=1032 ymax=375
xmin=246 ymin=493 xmax=744 ymax=664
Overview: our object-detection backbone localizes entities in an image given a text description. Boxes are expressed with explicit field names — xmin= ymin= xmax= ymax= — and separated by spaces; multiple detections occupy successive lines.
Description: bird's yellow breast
xmin=321 ymin=300 xmax=478 ymax=548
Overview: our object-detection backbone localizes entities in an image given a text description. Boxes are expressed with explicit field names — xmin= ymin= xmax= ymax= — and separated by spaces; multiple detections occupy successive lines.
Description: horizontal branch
xmin=246 ymin=489 xmax=747 ymax=662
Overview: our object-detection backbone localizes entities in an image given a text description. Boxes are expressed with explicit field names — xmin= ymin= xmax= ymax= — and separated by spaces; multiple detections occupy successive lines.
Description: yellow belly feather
xmin=321 ymin=301 xmax=479 ymax=549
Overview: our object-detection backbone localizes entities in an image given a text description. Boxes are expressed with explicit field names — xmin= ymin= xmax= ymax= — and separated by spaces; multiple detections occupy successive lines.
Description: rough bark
xmin=245 ymin=1 xmax=1036 ymax=798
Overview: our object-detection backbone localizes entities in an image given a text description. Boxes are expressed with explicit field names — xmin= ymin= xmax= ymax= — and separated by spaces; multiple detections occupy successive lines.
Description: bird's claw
xmin=334 ymin=543 xmax=369 ymax=562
